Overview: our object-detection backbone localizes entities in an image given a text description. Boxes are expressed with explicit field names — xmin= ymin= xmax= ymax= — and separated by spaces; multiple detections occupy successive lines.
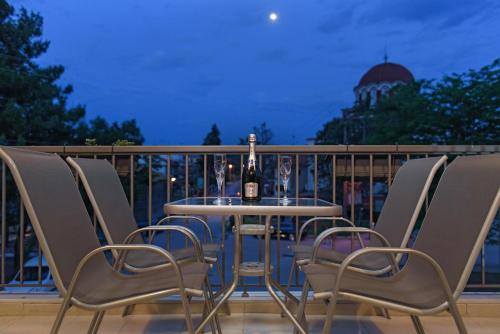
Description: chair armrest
xmin=330 ymin=247 xmax=456 ymax=303
xmin=157 ymin=215 xmax=214 ymax=243
xmin=297 ymin=217 xmax=356 ymax=246
xmin=310 ymin=227 xmax=386 ymax=261
xmin=65 ymin=244 xmax=185 ymax=300
xmin=123 ymin=225 xmax=204 ymax=262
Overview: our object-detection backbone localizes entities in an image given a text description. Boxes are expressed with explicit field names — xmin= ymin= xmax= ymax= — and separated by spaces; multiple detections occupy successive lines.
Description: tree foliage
xmin=0 ymin=0 xmax=145 ymax=274
xmin=77 ymin=117 xmax=144 ymax=145
xmin=202 ymin=123 xmax=221 ymax=145
xmin=239 ymin=122 xmax=273 ymax=145
xmin=366 ymin=81 xmax=436 ymax=144
xmin=0 ymin=0 xmax=143 ymax=145
xmin=316 ymin=59 xmax=500 ymax=145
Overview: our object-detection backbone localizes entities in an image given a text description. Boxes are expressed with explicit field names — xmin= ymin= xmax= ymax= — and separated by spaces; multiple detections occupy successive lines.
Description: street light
xmin=228 ymin=164 xmax=233 ymax=181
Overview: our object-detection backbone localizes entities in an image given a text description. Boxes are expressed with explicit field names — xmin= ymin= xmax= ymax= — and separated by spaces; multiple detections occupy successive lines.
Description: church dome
xmin=357 ymin=62 xmax=414 ymax=88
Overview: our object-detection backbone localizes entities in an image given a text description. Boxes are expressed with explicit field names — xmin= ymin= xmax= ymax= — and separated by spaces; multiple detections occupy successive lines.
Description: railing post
xmin=1 ymin=161 xmax=5 ymax=284
xmin=369 ymin=154 xmax=374 ymax=230
xmin=0 ymin=145 xmax=498 ymax=292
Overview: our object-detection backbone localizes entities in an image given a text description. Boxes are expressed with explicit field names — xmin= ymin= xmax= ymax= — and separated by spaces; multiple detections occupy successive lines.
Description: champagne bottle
xmin=241 ymin=133 xmax=262 ymax=201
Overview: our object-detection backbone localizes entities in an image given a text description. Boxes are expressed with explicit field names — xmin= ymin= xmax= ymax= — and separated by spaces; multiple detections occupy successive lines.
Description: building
xmin=341 ymin=57 xmax=414 ymax=143
xmin=354 ymin=59 xmax=414 ymax=106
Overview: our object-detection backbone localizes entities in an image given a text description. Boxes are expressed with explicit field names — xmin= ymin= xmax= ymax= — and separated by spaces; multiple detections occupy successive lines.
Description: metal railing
xmin=0 ymin=145 xmax=499 ymax=293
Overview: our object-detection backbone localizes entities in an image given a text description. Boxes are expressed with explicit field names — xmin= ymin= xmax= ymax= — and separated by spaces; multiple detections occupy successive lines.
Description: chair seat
xmin=290 ymin=244 xmax=391 ymax=271
xmin=125 ymin=243 xmax=220 ymax=268
xmin=302 ymin=263 xmax=446 ymax=309
xmin=74 ymin=261 xmax=209 ymax=305
xmin=172 ymin=243 xmax=220 ymax=262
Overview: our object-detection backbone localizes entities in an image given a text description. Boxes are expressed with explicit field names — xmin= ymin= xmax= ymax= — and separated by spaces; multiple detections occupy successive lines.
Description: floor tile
xmin=0 ymin=317 xmax=20 ymax=332
xmin=1 ymin=314 xmax=499 ymax=333
xmin=119 ymin=315 xmax=184 ymax=334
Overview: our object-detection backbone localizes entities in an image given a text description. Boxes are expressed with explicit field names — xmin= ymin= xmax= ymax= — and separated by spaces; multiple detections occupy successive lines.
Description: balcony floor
xmin=0 ymin=314 xmax=499 ymax=333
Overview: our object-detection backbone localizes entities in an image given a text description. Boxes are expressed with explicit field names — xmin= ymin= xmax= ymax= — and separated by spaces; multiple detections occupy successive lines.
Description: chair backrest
xmin=371 ymin=156 xmax=447 ymax=248
xmin=0 ymin=147 xmax=107 ymax=293
xmin=66 ymin=157 xmax=142 ymax=245
xmin=412 ymin=154 xmax=500 ymax=296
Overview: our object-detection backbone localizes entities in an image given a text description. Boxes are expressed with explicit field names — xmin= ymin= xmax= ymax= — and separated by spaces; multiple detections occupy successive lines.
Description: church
xmin=341 ymin=57 xmax=414 ymax=143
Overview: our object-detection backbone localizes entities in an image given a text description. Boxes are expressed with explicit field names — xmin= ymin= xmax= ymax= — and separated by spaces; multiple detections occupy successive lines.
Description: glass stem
xmin=217 ymin=176 xmax=222 ymax=201
xmin=283 ymin=179 xmax=288 ymax=200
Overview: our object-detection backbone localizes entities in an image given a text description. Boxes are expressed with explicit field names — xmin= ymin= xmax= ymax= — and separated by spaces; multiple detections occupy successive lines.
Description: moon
xmin=269 ymin=12 xmax=278 ymax=22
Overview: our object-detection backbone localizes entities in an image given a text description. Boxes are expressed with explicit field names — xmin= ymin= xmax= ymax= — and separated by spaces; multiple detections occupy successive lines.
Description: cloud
xmin=257 ymin=47 xmax=289 ymax=63
xmin=141 ymin=50 xmax=191 ymax=71
xmin=318 ymin=5 xmax=357 ymax=34
xmin=256 ymin=48 xmax=310 ymax=65
xmin=219 ymin=7 xmax=264 ymax=29
xmin=359 ymin=0 xmax=494 ymax=29
xmin=187 ymin=75 xmax=223 ymax=96
xmin=142 ymin=51 xmax=186 ymax=70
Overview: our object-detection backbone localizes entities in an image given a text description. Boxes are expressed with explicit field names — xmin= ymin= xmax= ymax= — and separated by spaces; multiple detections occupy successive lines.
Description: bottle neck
xmin=248 ymin=142 xmax=256 ymax=168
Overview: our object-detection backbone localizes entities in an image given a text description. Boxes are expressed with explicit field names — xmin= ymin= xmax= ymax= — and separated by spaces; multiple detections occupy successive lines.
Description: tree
xmin=365 ymin=81 xmax=436 ymax=144
xmin=0 ymin=0 xmax=144 ymax=275
xmin=316 ymin=59 xmax=500 ymax=145
xmin=202 ymin=124 xmax=221 ymax=145
xmin=428 ymin=59 xmax=499 ymax=144
xmin=315 ymin=103 xmax=369 ymax=145
xmin=367 ymin=60 xmax=500 ymax=145
xmin=76 ymin=117 xmax=144 ymax=145
xmin=0 ymin=1 xmax=85 ymax=145
xmin=239 ymin=122 xmax=273 ymax=145
xmin=253 ymin=122 xmax=273 ymax=145
xmin=0 ymin=0 xmax=144 ymax=145
xmin=314 ymin=118 xmax=344 ymax=145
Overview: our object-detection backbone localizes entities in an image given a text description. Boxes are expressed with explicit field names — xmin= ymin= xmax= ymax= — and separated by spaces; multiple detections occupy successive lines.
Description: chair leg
xmin=410 ymin=315 xmax=425 ymax=334
xmin=374 ymin=306 xmax=391 ymax=319
xmin=203 ymin=299 xmax=216 ymax=334
xmin=203 ymin=278 xmax=221 ymax=334
xmin=87 ymin=312 xmax=99 ymax=334
xmin=50 ymin=295 xmax=72 ymax=334
xmin=322 ymin=290 xmax=340 ymax=334
xmin=283 ymin=257 xmax=297 ymax=317
xmin=88 ymin=311 xmax=105 ymax=334
xmin=294 ymin=279 xmax=310 ymax=334
xmin=121 ymin=304 xmax=134 ymax=317
xmin=180 ymin=290 xmax=195 ymax=334
xmin=207 ymin=278 xmax=222 ymax=334
xmin=215 ymin=260 xmax=230 ymax=316
xmin=448 ymin=300 xmax=468 ymax=334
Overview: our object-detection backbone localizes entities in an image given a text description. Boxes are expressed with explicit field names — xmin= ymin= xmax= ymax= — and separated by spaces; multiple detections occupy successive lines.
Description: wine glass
xmin=213 ymin=154 xmax=226 ymax=205
xmin=279 ymin=156 xmax=292 ymax=204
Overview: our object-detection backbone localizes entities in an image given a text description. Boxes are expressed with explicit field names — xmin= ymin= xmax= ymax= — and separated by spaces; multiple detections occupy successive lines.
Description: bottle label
xmin=245 ymin=182 xmax=259 ymax=198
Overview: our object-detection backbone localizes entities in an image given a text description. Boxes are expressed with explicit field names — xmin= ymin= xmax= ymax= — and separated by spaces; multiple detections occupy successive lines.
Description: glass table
xmin=164 ymin=197 xmax=342 ymax=334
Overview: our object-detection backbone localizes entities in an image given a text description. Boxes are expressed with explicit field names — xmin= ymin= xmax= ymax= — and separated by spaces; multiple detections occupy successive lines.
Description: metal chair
xmin=67 ymin=158 xmax=224 ymax=265
xmin=0 ymin=146 xmax=220 ymax=334
xmin=297 ymin=154 xmax=500 ymax=334
xmin=287 ymin=156 xmax=447 ymax=293
xmin=66 ymin=156 xmax=228 ymax=316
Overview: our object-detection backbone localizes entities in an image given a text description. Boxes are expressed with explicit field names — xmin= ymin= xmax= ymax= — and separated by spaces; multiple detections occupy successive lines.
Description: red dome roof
xmin=358 ymin=62 xmax=414 ymax=87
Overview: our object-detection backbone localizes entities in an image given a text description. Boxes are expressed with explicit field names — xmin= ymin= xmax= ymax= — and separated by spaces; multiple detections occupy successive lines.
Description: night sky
xmin=13 ymin=0 xmax=500 ymax=144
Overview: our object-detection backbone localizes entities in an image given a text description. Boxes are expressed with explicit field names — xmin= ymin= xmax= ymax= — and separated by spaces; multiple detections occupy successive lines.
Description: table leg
xmin=264 ymin=215 xmax=308 ymax=334
xmin=195 ymin=215 xmax=242 ymax=334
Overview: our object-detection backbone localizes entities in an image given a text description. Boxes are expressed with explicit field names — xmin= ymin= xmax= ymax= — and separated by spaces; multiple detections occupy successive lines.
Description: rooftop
xmin=357 ymin=62 xmax=414 ymax=87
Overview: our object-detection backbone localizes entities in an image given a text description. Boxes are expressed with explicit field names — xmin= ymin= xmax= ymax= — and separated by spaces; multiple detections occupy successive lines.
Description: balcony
xmin=0 ymin=145 xmax=499 ymax=333
xmin=1 ymin=312 xmax=500 ymax=333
